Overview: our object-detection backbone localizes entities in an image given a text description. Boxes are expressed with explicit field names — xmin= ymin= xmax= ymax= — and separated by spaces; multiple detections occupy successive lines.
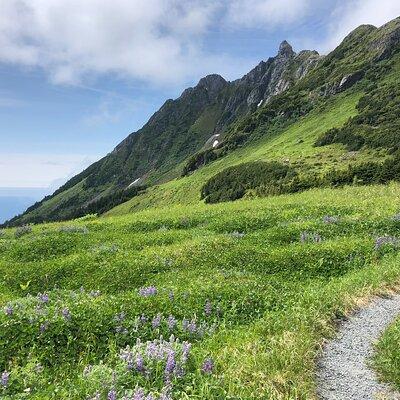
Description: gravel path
xmin=316 ymin=294 xmax=400 ymax=400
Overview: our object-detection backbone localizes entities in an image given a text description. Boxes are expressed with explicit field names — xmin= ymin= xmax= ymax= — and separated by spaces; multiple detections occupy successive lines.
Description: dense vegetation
xmin=1 ymin=185 xmax=400 ymax=399
xmin=200 ymin=152 xmax=400 ymax=204
xmin=315 ymin=78 xmax=400 ymax=151
xmin=201 ymin=161 xmax=296 ymax=203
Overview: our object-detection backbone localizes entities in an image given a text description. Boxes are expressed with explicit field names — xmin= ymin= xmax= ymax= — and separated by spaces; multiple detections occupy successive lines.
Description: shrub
xmin=201 ymin=161 xmax=296 ymax=203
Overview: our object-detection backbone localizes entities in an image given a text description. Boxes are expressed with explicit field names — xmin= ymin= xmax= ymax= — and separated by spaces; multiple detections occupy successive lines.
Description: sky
xmin=0 ymin=0 xmax=400 ymax=191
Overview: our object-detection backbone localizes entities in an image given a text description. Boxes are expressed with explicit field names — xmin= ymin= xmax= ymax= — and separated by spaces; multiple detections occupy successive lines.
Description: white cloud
xmin=0 ymin=153 xmax=97 ymax=188
xmin=0 ymin=0 xmax=220 ymax=85
xmin=321 ymin=0 xmax=400 ymax=52
xmin=225 ymin=0 xmax=311 ymax=28
xmin=0 ymin=1 xmax=398 ymax=86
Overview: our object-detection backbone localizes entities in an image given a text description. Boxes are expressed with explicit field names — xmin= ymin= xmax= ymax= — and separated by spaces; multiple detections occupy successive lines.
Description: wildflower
xmin=107 ymin=390 xmax=117 ymax=400
xmin=201 ymin=358 xmax=214 ymax=375
xmin=300 ymin=231 xmax=322 ymax=243
xmin=375 ymin=235 xmax=399 ymax=250
xmin=83 ymin=365 xmax=93 ymax=377
xmin=159 ymin=387 xmax=172 ymax=400
xmin=4 ymin=305 xmax=13 ymax=316
xmin=323 ymin=215 xmax=339 ymax=224
xmin=37 ymin=293 xmax=49 ymax=303
xmin=167 ymin=315 xmax=177 ymax=330
xmin=168 ymin=290 xmax=174 ymax=301
xmin=139 ymin=286 xmax=157 ymax=297
xmin=139 ymin=315 xmax=148 ymax=324
xmin=145 ymin=395 xmax=155 ymax=400
xmin=35 ymin=363 xmax=44 ymax=373
xmin=230 ymin=231 xmax=245 ymax=239
xmin=14 ymin=225 xmax=32 ymax=238
xmin=133 ymin=388 xmax=145 ymax=400
xmin=1 ymin=371 xmax=10 ymax=387
xmin=39 ymin=321 xmax=49 ymax=333
xmin=182 ymin=318 xmax=189 ymax=331
xmin=89 ymin=393 xmax=101 ymax=400
xmin=165 ymin=350 xmax=176 ymax=376
xmin=188 ymin=320 xmax=197 ymax=334
xmin=152 ymin=314 xmax=162 ymax=329
xmin=114 ymin=312 xmax=126 ymax=323
xmin=136 ymin=355 xmax=145 ymax=373
xmin=204 ymin=300 xmax=212 ymax=316
xmin=182 ymin=342 xmax=191 ymax=363
xmin=89 ymin=290 xmax=101 ymax=298
xmin=61 ymin=308 xmax=71 ymax=320
xmin=393 ymin=213 xmax=400 ymax=221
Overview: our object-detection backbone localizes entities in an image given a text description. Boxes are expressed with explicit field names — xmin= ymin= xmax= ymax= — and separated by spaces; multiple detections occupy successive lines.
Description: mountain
xmin=5 ymin=16 xmax=400 ymax=226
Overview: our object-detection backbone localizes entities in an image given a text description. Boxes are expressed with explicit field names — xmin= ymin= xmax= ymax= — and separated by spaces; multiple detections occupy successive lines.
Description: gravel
xmin=316 ymin=294 xmax=400 ymax=400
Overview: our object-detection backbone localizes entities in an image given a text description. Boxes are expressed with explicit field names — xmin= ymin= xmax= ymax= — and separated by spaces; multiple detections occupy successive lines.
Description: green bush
xmin=201 ymin=161 xmax=297 ymax=203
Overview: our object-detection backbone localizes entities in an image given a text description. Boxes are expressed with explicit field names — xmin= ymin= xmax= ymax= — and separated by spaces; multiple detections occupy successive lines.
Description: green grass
xmin=1 ymin=184 xmax=400 ymax=399
xmin=108 ymin=90 xmax=385 ymax=216
xmin=374 ymin=314 xmax=400 ymax=390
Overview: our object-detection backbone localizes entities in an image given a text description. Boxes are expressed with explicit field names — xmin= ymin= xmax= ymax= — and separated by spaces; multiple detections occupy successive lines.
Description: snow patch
xmin=257 ymin=100 xmax=263 ymax=107
xmin=212 ymin=140 xmax=219 ymax=148
xmin=127 ymin=178 xmax=141 ymax=189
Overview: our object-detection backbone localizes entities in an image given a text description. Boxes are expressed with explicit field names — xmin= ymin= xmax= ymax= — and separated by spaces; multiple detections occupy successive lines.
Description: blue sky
xmin=1 ymin=0 xmax=400 ymax=190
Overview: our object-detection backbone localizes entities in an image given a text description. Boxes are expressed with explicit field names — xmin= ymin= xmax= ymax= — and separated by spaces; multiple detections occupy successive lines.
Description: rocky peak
xmin=197 ymin=74 xmax=228 ymax=94
xmin=277 ymin=40 xmax=295 ymax=59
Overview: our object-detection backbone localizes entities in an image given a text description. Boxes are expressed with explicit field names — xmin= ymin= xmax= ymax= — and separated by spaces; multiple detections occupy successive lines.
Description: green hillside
xmin=6 ymin=17 xmax=400 ymax=226
xmin=1 ymin=185 xmax=400 ymax=399
xmin=2 ymin=16 xmax=400 ymax=400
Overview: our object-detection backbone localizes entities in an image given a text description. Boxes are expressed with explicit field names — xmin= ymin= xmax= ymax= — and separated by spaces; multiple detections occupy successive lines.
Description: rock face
xmin=218 ymin=41 xmax=321 ymax=128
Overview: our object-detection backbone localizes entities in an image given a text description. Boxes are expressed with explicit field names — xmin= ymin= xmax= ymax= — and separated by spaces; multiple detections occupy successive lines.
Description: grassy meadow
xmin=1 ymin=184 xmax=400 ymax=399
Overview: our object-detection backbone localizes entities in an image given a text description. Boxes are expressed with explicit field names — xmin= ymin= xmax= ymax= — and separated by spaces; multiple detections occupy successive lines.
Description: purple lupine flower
xmin=138 ymin=286 xmax=157 ymax=297
xmin=393 ymin=213 xmax=400 ymax=221
xmin=204 ymin=300 xmax=212 ymax=316
xmin=35 ymin=363 xmax=44 ymax=373
xmin=37 ymin=293 xmax=49 ymax=303
xmin=83 ymin=365 xmax=93 ymax=377
xmin=182 ymin=342 xmax=191 ymax=363
xmin=4 ymin=305 xmax=13 ymax=316
xmin=230 ymin=231 xmax=245 ymax=239
xmin=61 ymin=308 xmax=71 ymax=320
xmin=167 ymin=315 xmax=176 ymax=330
xmin=133 ymin=388 xmax=145 ymax=400
xmin=323 ymin=215 xmax=339 ymax=224
xmin=375 ymin=235 xmax=399 ymax=250
xmin=152 ymin=314 xmax=162 ymax=329
xmin=300 ymin=231 xmax=322 ymax=243
xmin=1 ymin=371 xmax=10 ymax=387
xmin=182 ymin=318 xmax=189 ymax=331
xmin=188 ymin=320 xmax=197 ymax=334
xmin=168 ymin=291 xmax=174 ymax=301
xmin=89 ymin=290 xmax=101 ymax=298
xmin=40 ymin=321 xmax=49 ymax=333
xmin=165 ymin=350 xmax=176 ymax=376
xmin=145 ymin=394 xmax=155 ymax=400
xmin=146 ymin=341 xmax=158 ymax=359
xmin=136 ymin=354 xmax=145 ymax=373
xmin=114 ymin=312 xmax=126 ymax=323
xmin=159 ymin=387 xmax=172 ymax=400
xmin=139 ymin=314 xmax=148 ymax=324
xmin=89 ymin=392 xmax=101 ymax=400
xmin=107 ymin=389 xmax=117 ymax=400
xmin=201 ymin=358 xmax=214 ymax=374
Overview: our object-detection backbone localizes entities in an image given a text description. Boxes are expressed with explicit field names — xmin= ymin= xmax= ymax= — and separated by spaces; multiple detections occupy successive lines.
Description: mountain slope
xmin=6 ymin=16 xmax=400 ymax=226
